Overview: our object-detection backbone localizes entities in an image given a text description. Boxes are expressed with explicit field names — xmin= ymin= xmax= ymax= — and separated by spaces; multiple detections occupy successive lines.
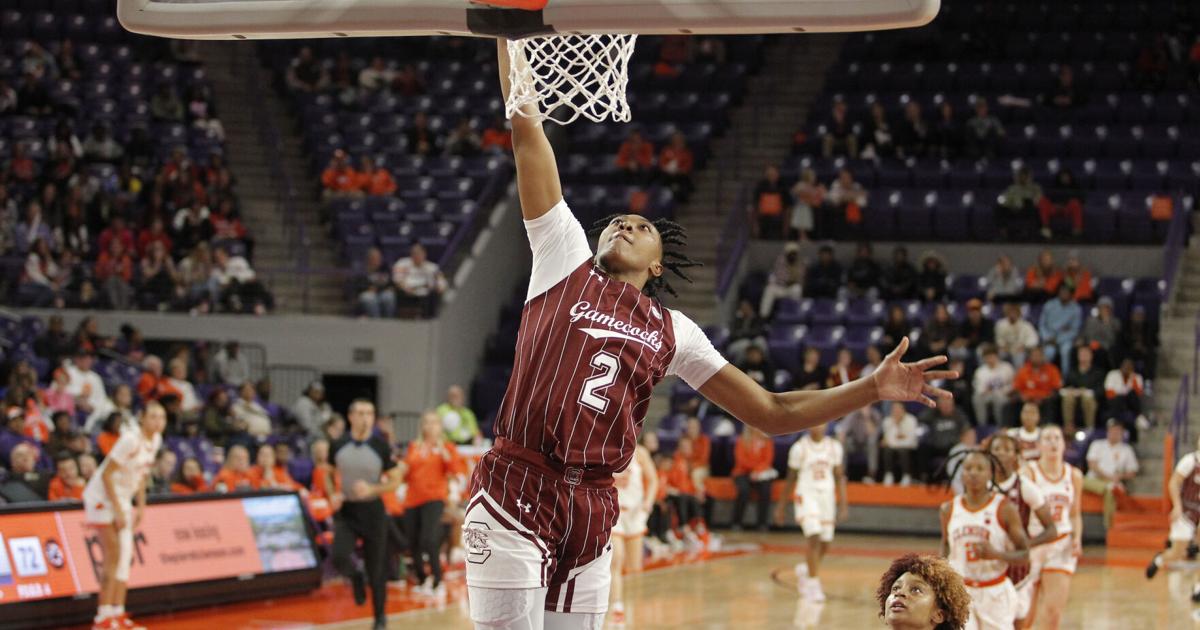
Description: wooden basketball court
xmin=116 ymin=532 xmax=1195 ymax=629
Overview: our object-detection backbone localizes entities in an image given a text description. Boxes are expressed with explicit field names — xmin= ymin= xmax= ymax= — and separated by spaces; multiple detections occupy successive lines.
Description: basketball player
xmin=608 ymin=441 xmax=657 ymax=626
xmin=780 ymin=423 xmax=847 ymax=602
xmin=1024 ymin=426 xmax=1083 ymax=630
xmin=1007 ymin=402 xmax=1042 ymax=462
xmin=85 ymin=402 xmax=166 ymax=630
xmin=877 ymin=553 xmax=971 ymax=630
xmin=986 ymin=433 xmax=1058 ymax=629
xmin=461 ymin=39 xmax=958 ymax=630
xmin=940 ymin=451 xmax=1030 ymax=629
xmin=1145 ymin=434 xmax=1200 ymax=601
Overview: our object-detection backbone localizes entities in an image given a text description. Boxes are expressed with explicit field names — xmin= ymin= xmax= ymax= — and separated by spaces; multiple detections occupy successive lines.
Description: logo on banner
xmin=464 ymin=522 xmax=491 ymax=565
xmin=43 ymin=540 xmax=64 ymax=569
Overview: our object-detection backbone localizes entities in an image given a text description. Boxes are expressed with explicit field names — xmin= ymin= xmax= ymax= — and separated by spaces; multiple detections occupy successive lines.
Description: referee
xmin=330 ymin=398 xmax=404 ymax=630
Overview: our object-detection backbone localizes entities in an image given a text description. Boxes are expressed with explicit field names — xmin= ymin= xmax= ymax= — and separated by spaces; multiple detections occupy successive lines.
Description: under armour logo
xmin=517 ymin=499 xmax=532 ymax=513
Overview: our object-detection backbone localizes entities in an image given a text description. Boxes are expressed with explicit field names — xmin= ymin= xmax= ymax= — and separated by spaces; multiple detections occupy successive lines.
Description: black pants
xmin=647 ymin=502 xmax=670 ymax=542
xmin=732 ymin=474 xmax=771 ymax=529
xmin=881 ymin=447 xmax=914 ymax=480
xmin=403 ymin=500 xmax=445 ymax=585
xmin=668 ymin=494 xmax=702 ymax=528
xmin=386 ymin=515 xmax=409 ymax=581
xmin=332 ymin=500 xmax=388 ymax=621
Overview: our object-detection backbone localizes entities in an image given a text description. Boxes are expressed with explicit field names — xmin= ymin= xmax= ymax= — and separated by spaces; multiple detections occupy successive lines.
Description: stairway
xmin=643 ymin=34 xmax=845 ymax=424
xmin=196 ymin=42 xmax=345 ymax=315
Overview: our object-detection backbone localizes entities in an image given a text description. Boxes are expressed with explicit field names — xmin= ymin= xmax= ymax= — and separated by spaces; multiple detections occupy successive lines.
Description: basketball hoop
xmin=504 ymin=33 xmax=637 ymax=125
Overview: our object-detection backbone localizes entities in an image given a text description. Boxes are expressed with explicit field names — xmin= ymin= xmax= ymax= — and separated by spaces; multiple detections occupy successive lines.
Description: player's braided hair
xmin=939 ymin=448 xmax=1005 ymax=493
xmin=588 ymin=214 xmax=702 ymax=298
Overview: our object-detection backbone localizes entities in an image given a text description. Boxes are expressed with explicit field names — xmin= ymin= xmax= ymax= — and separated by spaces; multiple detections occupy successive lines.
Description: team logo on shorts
xmin=464 ymin=522 xmax=492 ymax=565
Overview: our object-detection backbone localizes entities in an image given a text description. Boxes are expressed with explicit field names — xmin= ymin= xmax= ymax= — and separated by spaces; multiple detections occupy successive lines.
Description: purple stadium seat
xmin=809 ymin=299 xmax=846 ymax=326
xmin=845 ymin=299 xmax=884 ymax=326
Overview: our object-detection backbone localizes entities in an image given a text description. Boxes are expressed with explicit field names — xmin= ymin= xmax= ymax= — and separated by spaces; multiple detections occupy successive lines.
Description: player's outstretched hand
xmin=871 ymin=337 xmax=958 ymax=408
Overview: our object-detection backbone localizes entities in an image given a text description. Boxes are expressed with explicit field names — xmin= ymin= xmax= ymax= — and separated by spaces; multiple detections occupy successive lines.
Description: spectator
xmin=0 ymin=443 xmax=48 ymax=502
xmin=321 ymin=150 xmax=361 ymax=199
xmin=916 ymin=251 xmax=947 ymax=302
xmin=827 ymin=169 xmax=868 ymax=237
xmin=972 ymin=344 xmax=1015 ymax=426
xmin=846 ymin=242 xmax=881 ymax=298
xmin=1062 ymin=346 xmax=1106 ymax=432
xmin=201 ymin=388 xmax=235 ymax=442
xmin=179 ymin=242 xmax=216 ymax=311
xmin=739 ymin=345 xmax=775 ymax=390
xmin=880 ymin=402 xmax=918 ymax=486
xmin=882 ymin=305 xmax=910 ymax=349
xmin=1014 ymin=346 xmax=1062 ymax=422
xmin=65 ymin=352 xmax=110 ymax=422
xmin=81 ymin=124 xmax=123 ymax=163
xmin=1122 ymin=306 xmax=1158 ymax=379
xmin=1105 ymin=358 xmax=1148 ymax=440
xmin=804 ymin=245 xmax=843 ymax=299
xmin=1038 ymin=169 xmax=1085 ymax=240
xmin=406 ymin=112 xmax=441 ymax=156
xmin=730 ymin=427 xmax=776 ymax=530
xmin=954 ymin=299 xmax=994 ymax=356
xmin=77 ymin=452 xmax=97 ymax=482
xmin=96 ymin=412 xmax=125 ymax=456
xmin=286 ymin=47 xmax=328 ymax=93
xmin=917 ymin=397 xmax=969 ymax=479
xmin=444 ymin=118 xmax=482 ymax=157
xmin=1039 ymin=284 xmax=1083 ymax=372
xmin=995 ymin=302 xmax=1039 ymax=368
xmin=213 ymin=247 xmax=273 ymax=314
xmin=150 ymin=84 xmax=184 ymax=122
xmin=860 ymin=345 xmax=884 ymax=380
xmin=436 ymin=385 xmax=480 ymax=446
xmin=681 ymin=417 xmax=712 ymax=493
xmin=795 ymin=347 xmax=826 ymax=390
xmin=826 ymin=348 xmax=860 ymax=388
xmin=920 ymin=303 xmax=956 ymax=358
xmin=215 ymin=341 xmax=250 ymax=386
xmin=172 ymin=198 xmax=215 ymax=253
xmin=137 ymin=216 xmax=174 ymax=259
xmin=789 ymin=168 xmax=825 ymax=242
xmin=13 ymin=201 xmax=52 ymax=255
xmin=1134 ymin=34 xmax=1170 ymax=91
xmin=356 ymin=157 xmax=396 ymax=197
xmin=35 ymin=316 xmax=72 ymax=369
xmin=45 ymin=410 xmax=75 ymax=454
xmin=167 ymin=358 xmax=201 ymax=415
xmin=171 ymin=456 xmax=210 ymax=494
xmin=1061 ymin=252 xmax=1094 ymax=302
xmin=358 ymin=56 xmax=395 ymax=91
xmin=95 ymin=237 xmax=135 ymax=310
xmin=253 ymin=443 xmax=300 ymax=491
xmin=47 ymin=452 xmax=85 ymax=501
xmin=881 ymin=246 xmax=918 ymax=300
xmin=0 ymin=78 xmax=16 ymax=115
xmin=996 ymin=168 xmax=1042 ymax=241
xmin=232 ymin=382 xmax=272 ymax=438
xmin=1080 ymin=297 xmax=1122 ymax=366
xmin=1024 ymin=250 xmax=1063 ymax=302
xmin=658 ymin=132 xmax=694 ymax=202
xmin=759 ymin=243 xmax=804 ymax=318
xmin=895 ymin=101 xmax=929 ymax=158
xmin=147 ymin=449 xmax=178 ymax=495
xmin=392 ymin=63 xmax=425 ymax=97
xmin=985 ymin=255 xmax=1024 ymax=303
xmin=356 ymin=247 xmax=396 ymax=319
xmin=836 ymin=404 xmax=880 ymax=482
xmin=308 ymin=438 xmax=338 ymax=499
xmin=964 ymin=98 xmax=1004 ymax=158
xmin=214 ymin=444 xmax=257 ymax=492
xmin=663 ymin=438 xmax=706 ymax=547
xmin=480 ymin=116 xmax=512 ymax=153
xmin=18 ymin=238 xmax=64 ymax=307
xmin=749 ymin=165 xmax=790 ymax=240
xmin=137 ymin=355 xmax=179 ymax=402
xmin=6 ymin=141 xmax=39 ymax=185
xmin=391 ymin=243 xmax=447 ymax=318
xmin=727 ymin=300 xmax=767 ymax=362
xmin=821 ymin=100 xmax=859 ymax=158
xmin=47 ymin=119 xmax=83 ymax=159
xmin=138 ymin=240 xmax=181 ymax=310
xmin=97 ymin=215 xmax=136 ymax=259
xmin=861 ymin=102 xmax=896 ymax=160
xmin=293 ymin=381 xmax=333 ymax=438
xmin=1084 ymin=419 xmax=1138 ymax=528
xmin=1046 ymin=65 xmax=1083 ymax=110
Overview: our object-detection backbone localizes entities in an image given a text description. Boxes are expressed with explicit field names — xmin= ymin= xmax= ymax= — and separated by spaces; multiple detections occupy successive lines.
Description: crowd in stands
xmin=0 ymin=35 xmax=273 ymax=315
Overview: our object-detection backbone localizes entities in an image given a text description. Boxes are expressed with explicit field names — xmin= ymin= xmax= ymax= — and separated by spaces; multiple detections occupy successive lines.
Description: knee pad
xmin=544 ymin=611 xmax=605 ymax=630
xmin=115 ymin=526 xmax=134 ymax=582
xmin=468 ymin=586 xmax=545 ymax=630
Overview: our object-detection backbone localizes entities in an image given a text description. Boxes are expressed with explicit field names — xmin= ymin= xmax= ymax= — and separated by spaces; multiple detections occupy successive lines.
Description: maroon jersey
xmin=1000 ymin=473 xmax=1040 ymax=586
xmin=1177 ymin=453 xmax=1200 ymax=524
xmin=492 ymin=202 xmax=726 ymax=477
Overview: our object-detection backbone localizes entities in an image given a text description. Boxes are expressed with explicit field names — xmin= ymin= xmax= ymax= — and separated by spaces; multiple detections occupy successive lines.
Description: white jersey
xmin=83 ymin=429 xmax=161 ymax=507
xmin=788 ymin=435 xmax=843 ymax=496
xmin=614 ymin=450 xmax=644 ymax=511
xmin=947 ymin=493 xmax=1011 ymax=583
xmin=1027 ymin=461 xmax=1077 ymax=537
xmin=1007 ymin=427 xmax=1041 ymax=461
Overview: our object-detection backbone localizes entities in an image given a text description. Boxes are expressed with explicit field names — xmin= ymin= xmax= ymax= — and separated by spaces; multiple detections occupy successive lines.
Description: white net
xmin=505 ymin=33 xmax=638 ymax=125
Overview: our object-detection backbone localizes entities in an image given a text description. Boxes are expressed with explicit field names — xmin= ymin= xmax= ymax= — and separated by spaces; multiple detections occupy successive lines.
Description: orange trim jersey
xmin=403 ymin=440 xmax=466 ymax=509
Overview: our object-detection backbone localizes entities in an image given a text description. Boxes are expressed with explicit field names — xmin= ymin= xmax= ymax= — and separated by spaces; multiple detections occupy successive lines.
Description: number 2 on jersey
xmin=579 ymin=351 xmax=620 ymax=413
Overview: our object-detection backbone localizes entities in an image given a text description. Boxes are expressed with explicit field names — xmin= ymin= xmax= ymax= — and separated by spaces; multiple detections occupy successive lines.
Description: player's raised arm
xmin=497 ymin=38 xmax=563 ymax=221
xmin=699 ymin=337 xmax=957 ymax=437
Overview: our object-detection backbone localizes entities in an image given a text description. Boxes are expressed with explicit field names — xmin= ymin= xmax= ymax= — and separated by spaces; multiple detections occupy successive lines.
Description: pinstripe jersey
xmin=493 ymin=200 xmax=727 ymax=477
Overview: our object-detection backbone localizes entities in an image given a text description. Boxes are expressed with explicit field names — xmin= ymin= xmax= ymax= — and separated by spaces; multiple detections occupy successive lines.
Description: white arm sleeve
xmin=1020 ymin=477 xmax=1046 ymax=511
xmin=1175 ymin=454 xmax=1196 ymax=477
xmin=524 ymin=199 xmax=593 ymax=301
xmin=787 ymin=441 xmax=804 ymax=471
xmin=666 ymin=309 xmax=729 ymax=390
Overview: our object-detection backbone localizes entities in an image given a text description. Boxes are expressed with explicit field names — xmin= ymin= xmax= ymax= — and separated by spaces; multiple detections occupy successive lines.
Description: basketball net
xmin=505 ymin=34 xmax=637 ymax=125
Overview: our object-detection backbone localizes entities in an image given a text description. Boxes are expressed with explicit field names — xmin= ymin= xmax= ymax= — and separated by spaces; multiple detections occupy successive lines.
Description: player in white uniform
xmin=1145 ymin=435 xmax=1200 ymax=601
xmin=940 ymin=451 xmax=1030 ymax=630
xmin=1022 ymin=425 xmax=1083 ymax=630
xmin=779 ymin=423 xmax=846 ymax=602
xmin=608 ymin=443 xmax=657 ymax=627
xmin=84 ymin=402 xmax=166 ymax=630
xmin=1006 ymin=402 xmax=1043 ymax=462
xmin=985 ymin=432 xmax=1058 ymax=629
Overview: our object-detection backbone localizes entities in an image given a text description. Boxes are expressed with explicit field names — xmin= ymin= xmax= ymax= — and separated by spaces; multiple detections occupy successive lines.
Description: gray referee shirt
xmin=330 ymin=434 xmax=395 ymax=503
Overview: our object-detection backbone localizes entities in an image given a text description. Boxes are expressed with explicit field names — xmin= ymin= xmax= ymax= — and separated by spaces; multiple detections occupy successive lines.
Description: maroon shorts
xmin=462 ymin=438 xmax=618 ymax=613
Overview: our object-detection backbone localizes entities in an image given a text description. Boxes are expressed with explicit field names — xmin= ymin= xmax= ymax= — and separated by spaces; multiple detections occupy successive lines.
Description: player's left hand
xmin=872 ymin=337 xmax=958 ymax=407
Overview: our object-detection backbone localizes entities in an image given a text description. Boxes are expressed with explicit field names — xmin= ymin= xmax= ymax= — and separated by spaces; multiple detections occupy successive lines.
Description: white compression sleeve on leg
xmin=115 ymin=526 xmax=134 ymax=582
xmin=468 ymin=586 xmax=548 ymax=630
xmin=544 ymin=611 xmax=605 ymax=630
